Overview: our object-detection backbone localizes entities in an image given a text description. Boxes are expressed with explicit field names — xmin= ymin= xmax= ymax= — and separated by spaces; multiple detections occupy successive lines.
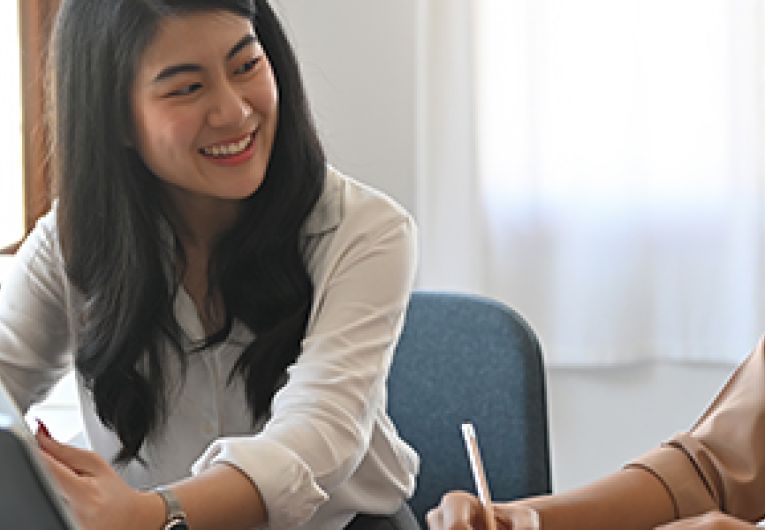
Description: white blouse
xmin=0 ymin=166 xmax=419 ymax=529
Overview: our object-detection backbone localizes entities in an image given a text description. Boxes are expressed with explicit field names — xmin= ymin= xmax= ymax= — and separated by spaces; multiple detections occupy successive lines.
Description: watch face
xmin=164 ymin=517 xmax=189 ymax=530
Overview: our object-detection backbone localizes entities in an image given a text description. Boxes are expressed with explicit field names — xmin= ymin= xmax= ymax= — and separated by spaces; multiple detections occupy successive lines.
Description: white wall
xmin=547 ymin=363 xmax=733 ymax=492
xmin=279 ymin=0 xmax=740 ymax=494
xmin=274 ymin=0 xmax=419 ymax=215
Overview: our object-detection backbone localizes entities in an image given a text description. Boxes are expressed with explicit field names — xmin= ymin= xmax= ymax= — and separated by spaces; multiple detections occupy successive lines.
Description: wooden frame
xmin=2 ymin=0 xmax=59 ymax=254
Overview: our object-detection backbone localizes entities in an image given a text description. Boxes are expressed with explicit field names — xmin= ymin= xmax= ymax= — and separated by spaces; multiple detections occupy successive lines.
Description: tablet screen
xmin=0 ymin=381 xmax=81 ymax=529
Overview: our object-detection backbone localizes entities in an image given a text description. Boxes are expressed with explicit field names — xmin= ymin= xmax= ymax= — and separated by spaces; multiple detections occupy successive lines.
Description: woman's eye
xmin=167 ymin=82 xmax=202 ymax=97
xmin=234 ymin=57 xmax=261 ymax=75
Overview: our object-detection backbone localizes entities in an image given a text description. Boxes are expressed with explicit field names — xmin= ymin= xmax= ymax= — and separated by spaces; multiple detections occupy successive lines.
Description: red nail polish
xmin=35 ymin=418 xmax=52 ymax=438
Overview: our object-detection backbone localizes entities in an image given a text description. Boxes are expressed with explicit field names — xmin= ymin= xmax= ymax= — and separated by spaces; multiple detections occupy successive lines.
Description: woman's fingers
xmin=426 ymin=491 xmax=540 ymax=530
xmin=443 ymin=491 xmax=483 ymax=527
xmin=34 ymin=433 xmax=148 ymax=530
xmin=37 ymin=448 xmax=82 ymax=495
xmin=36 ymin=430 xmax=106 ymax=476
xmin=494 ymin=504 xmax=540 ymax=530
xmin=427 ymin=491 xmax=497 ymax=530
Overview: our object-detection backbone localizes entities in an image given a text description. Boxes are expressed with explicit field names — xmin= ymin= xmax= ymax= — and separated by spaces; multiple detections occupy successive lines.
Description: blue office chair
xmin=388 ymin=291 xmax=551 ymax=527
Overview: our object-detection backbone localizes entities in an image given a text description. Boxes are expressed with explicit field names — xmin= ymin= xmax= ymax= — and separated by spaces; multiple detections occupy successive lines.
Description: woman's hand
xmin=426 ymin=491 xmax=539 ymax=530
xmin=656 ymin=512 xmax=759 ymax=529
xmin=35 ymin=429 xmax=163 ymax=530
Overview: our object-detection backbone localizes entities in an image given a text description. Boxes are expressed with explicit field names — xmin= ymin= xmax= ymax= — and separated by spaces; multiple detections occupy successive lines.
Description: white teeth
xmin=202 ymin=134 xmax=252 ymax=157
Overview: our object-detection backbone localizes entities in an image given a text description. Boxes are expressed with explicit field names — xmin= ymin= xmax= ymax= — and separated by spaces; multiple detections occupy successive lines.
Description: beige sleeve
xmin=628 ymin=335 xmax=765 ymax=522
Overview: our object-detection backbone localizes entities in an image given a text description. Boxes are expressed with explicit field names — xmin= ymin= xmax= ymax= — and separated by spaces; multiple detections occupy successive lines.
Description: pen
xmin=461 ymin=422 xmax=498 ymax=530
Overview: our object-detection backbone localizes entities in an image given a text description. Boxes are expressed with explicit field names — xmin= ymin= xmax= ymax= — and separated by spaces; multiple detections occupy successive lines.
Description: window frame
xmin=1 ymin=0 xmax=60 ymax=254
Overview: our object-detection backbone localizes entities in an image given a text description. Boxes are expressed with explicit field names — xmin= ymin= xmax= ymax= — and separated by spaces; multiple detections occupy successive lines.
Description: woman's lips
xmin=198 ymin=130 xmax=256 ymax=166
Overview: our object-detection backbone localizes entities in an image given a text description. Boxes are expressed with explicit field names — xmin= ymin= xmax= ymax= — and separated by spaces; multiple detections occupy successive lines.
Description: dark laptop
xmin=0 ymin=378 xmax=81 ymax=529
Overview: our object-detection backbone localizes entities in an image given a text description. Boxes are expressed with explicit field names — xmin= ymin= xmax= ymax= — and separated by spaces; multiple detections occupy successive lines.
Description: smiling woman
xmin=0 ymin=1 xmax=420 ymax=529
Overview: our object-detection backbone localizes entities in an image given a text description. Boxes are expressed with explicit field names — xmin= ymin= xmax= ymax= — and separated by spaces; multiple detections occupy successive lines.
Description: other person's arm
xmin=428 ymin=335 xmax=765 ymax=529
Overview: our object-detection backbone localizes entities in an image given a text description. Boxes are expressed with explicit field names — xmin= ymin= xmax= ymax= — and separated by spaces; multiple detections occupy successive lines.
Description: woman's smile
xmin=198 ymin=130 xmax=256 ymax=165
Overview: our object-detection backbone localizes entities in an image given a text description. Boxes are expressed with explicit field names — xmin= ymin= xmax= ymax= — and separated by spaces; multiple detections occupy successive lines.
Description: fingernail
xmin=35 ymin=418 xmax=52 ymax=439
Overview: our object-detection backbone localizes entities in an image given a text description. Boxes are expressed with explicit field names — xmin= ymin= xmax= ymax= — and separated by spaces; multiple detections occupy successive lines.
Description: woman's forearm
xmin=160 ymin=463 xmax=268 ymax=530
xmin=519 ymin=468 xmax=676 ymax=530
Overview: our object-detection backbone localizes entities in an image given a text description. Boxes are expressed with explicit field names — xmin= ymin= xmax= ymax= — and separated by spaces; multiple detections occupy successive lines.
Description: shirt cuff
xmin=191 ymin=436 xmax=329 ymax=529
xmin=626 ymin=443 xmax=717 ymax=518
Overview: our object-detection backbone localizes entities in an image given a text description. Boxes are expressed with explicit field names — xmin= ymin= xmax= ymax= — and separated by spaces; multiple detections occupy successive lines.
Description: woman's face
xmin=131 ymin=11 xmax=278 ymax=208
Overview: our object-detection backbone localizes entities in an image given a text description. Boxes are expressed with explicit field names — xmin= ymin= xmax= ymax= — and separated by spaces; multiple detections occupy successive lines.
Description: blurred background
xmin=5 ymin=0 xmax=764 ymax=495
xmin=274 ymin=0 xmax=763 ymax=493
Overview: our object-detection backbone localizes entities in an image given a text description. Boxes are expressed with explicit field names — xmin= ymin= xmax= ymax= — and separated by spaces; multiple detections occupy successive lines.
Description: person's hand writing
xmin=656 ymin=511 xmax=758 ymax=530
xmin=35 ymin=428 xmax=162 ymax=530
xmin=427 ymin=491 xmax=539 ymax=530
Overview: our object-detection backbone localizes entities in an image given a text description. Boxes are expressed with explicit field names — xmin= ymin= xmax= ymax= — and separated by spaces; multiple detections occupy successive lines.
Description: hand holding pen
xmin=459 ymin=422 xmax=540 ymax=530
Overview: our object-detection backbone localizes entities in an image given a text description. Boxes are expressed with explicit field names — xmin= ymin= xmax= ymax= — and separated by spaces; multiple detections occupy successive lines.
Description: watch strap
xmin=154 ymin=486 xmax=189 ymax=530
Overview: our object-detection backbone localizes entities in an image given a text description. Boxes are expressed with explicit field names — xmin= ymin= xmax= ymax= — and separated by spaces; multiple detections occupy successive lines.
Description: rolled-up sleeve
xmin=192 ymin=436 xmax=329 ymax=526
xmin=192 ymin=187 xmax=418 ymax=529
xmin=628 ymin=335 xmax=765 ymax=522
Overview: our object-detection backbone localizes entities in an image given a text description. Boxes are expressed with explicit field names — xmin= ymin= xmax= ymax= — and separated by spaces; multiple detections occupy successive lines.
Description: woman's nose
xmin=207 ymin=84 xmax=253 ymax=128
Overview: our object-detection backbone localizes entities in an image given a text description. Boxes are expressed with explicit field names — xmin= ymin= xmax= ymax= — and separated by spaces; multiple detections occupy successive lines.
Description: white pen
xmin=461 ymin=422 xmax=498 ymax=530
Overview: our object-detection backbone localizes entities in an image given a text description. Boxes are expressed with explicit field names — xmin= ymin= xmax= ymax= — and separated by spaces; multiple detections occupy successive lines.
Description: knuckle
xmin=425 ymin=508 xmax=441 ymax=527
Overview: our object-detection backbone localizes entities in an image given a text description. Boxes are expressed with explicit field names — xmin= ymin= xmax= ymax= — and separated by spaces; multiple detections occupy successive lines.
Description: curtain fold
xmin=417 ymin=0 xmax=765 ymax=364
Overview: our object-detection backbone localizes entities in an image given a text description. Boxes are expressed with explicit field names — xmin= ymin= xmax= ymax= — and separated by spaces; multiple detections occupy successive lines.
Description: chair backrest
xmin=388 ymin=291 xmax=551 ymax=527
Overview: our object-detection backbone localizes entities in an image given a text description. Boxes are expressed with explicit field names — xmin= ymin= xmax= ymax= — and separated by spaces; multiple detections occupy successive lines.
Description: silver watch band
xmin=154 ymin=486 xmax=189 ymax=530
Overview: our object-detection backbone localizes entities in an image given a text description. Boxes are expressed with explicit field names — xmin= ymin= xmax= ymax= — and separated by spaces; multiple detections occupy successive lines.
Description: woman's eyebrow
xmin=152 ymin=34 xmax=257 ymax=83
xmin=226 ymin=33 xmax=257 ymax=60
xmin=153 ymin=63 xmax=200 ymax=83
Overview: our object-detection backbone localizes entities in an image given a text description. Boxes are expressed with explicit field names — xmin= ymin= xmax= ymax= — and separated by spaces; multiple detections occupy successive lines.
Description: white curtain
xmin=417 ymin=0 xmax=765 ymax=365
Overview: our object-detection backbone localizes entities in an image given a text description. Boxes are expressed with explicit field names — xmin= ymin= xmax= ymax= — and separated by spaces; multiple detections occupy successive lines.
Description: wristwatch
xmin=154 ymin=486 xmax=189 ymax=530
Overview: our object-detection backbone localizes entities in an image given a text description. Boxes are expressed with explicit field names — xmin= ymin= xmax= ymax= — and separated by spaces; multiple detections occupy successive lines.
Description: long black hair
xmin=51 ymin=0 xmax=325 ymax=463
